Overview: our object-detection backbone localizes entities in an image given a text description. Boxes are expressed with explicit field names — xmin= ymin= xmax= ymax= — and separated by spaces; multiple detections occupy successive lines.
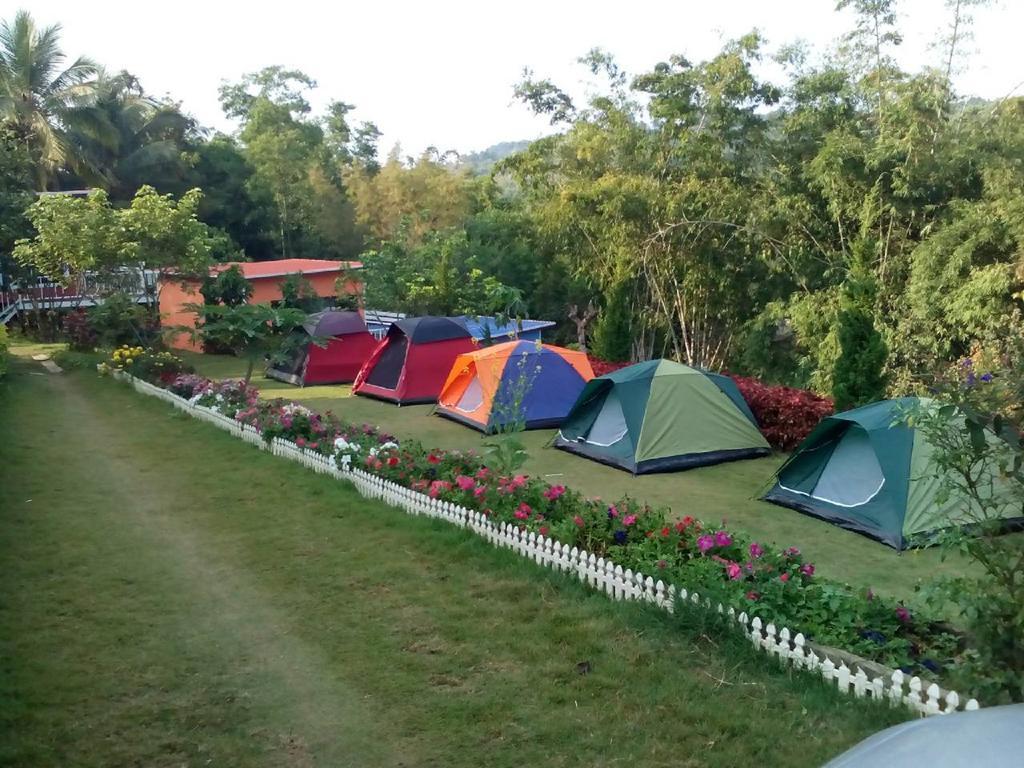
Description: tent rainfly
xmin=265 ymin=310 xmax=377 ymax=386
xmin=436 ymin=340 xmax=595 ymax=432
xmin=353 ymin=316 xmax=477 ymax=405
xmin=762 ymin=397 xmax=1022 ymax=549
xmin=554 ymin=359 xmax=770 ymax=474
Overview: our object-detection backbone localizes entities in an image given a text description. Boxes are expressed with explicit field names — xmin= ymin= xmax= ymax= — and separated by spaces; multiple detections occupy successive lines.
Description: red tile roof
xmin=226 ymin=259 xmax=362 ymax=279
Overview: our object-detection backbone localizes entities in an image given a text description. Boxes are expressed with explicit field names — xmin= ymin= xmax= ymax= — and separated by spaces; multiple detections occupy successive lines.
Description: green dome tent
xmin=553 ymin=360 xmax=770 ymax=474
xmin=762 ymin=397 xmax=1021 ymax=550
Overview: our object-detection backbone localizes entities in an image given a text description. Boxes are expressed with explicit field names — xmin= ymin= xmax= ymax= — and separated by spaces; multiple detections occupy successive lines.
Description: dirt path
xmin=2 ymin=370 xmax=394 ymax=766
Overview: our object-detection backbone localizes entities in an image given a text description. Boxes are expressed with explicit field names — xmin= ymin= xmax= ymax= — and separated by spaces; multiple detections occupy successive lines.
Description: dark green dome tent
xmin=762 ymin=397 xmax=1022 ymax=550
xmin=553 ymin=360 xmax=770 ymax=474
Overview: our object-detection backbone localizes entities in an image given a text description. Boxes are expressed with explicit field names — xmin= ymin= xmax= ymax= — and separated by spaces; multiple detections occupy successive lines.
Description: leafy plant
xmin=62 ymin=310 xmax=97 ymax=351
xmin=180 ymin=302 xmax=317 ymax=384
xmin=908 ymin=358 xmax=1024 ymax=703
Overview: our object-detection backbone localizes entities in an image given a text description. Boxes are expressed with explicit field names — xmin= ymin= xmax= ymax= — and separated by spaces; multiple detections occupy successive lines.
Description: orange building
xmin=160 ymin=258 xmax=363 ymax=352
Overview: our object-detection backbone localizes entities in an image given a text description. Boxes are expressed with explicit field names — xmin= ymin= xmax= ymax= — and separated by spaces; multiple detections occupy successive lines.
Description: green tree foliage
xmin=279 ymin=271 xmax=324 ymax=312
xmin=360 ymin=228 xmax=518 ymax=317
xmin=0 ymin=10 xmax=98 ymax=189
xmin=13 ymin=186 xmax=213 ymax=292
xmin=201 ymin=265 xmax=253 ymax=308
xmin=909 ymin=358 xmax=1024 ymax=703
xmin=832 ymin=245 xmax=888 ymax=410
xmin=590 ymin=279 xmax=633 ymax=362
xmin=183 ymin=302 xmax=311 ymax=383
xmin=218 ymin=67 xmax=363 ymax=260
xmin=346 ymin=147 xmax=470 ymax=247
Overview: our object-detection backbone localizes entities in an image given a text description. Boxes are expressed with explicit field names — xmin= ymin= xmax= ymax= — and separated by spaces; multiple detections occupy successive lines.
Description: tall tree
xmin=0 ymin=10 xmax=98 ymax=189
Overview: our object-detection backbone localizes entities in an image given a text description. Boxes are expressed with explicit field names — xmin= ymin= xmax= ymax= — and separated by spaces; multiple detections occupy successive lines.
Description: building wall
xmin=161 ymin=270 xmax=364 ymax=352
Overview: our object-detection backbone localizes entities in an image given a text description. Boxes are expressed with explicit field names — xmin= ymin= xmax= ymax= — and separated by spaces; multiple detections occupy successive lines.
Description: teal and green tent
xmin=762 ymin=397 xmax=1022 ymax=549
xmin=553 ymin=360 xmax=770 ymax=474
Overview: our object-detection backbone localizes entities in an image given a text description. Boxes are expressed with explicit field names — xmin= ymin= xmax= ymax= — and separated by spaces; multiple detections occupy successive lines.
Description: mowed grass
xmin=0 ymin=358 xmax=906 ymax=767
xmin=179 ymin=349 xmax=983 ymax=602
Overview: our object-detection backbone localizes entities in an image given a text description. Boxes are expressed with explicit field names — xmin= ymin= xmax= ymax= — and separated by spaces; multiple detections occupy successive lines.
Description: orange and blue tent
xmin=436 ymin=341 xmax=595 ymax=432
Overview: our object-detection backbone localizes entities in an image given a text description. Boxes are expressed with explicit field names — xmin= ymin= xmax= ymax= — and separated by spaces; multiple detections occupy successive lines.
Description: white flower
xmin=215 ymin=393 xmax=224 ymax=402
xmin=378 ymin=441 xmax=399 ymax=451
xmin=334 ymin=436 xmax=352 ymax=451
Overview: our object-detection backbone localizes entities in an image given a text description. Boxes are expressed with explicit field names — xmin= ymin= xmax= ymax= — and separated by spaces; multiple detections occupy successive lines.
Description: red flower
xmin=779 ymin=572 xmax=790 ymax=583
xmin=660 ymin=526 xmax=671 ymax=537
xmin=427 ymin=453 xmax=440 ymax=464
xmin=387 ymin=456 xmax=399 ymax=467
xmin=539 ymin=526 xmax=549 ymax=536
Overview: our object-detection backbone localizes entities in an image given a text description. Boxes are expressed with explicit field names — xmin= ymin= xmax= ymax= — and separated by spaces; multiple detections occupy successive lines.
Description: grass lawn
xmin=178 ymin=349 xmax=983 ymax=603
xmin=0 ymin=353 xmax=905 ymax=766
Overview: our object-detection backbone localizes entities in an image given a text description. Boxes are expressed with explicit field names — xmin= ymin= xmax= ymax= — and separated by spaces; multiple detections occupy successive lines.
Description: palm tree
xmin=75 ymin=70 xmax=197 ymax=200
xmin=0 ymin=10 xmax=99 ymax=189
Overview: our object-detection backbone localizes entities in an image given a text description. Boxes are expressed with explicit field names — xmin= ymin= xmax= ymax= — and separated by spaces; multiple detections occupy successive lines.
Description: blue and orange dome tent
xmin=436 ymin=340 xmax=595 ymax=432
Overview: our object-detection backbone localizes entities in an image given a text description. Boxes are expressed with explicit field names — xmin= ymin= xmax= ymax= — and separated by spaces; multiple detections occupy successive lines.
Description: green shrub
xmin=88 ymin=294 xmax=159 ymax=348
xmin=591 ymin=279 xmax=633 ymax=362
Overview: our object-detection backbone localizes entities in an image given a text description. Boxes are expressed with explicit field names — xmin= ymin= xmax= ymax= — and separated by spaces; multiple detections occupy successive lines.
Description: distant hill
xmin=458 ymin=140 xmax=534 ymax=174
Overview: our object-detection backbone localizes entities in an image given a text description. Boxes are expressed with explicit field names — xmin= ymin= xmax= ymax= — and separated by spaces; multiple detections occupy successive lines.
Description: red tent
xmin=266 ymin=310 xmax=378 ymax=386
xmin=353 ymin=316 xmax=477 ymax=404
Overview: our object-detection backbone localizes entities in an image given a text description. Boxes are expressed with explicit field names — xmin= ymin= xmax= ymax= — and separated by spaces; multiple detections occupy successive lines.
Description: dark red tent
xmin=266 ymin=310 xmax=378 ymax=386
xmin=353 ymin=316 xmax=477 ymax=404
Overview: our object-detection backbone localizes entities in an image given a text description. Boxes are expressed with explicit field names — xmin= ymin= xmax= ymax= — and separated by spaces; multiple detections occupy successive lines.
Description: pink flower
xmin=800 ymin=563 xmax=815 ymax=577
xmin=539 ymin=526 xmax=549 ymax=536
xmin=623 ymin=514 xmax=637 ymax=527
xmin=510 ymin=475 xmax=528 ymax=489
xmin=784 ymin=546 xmax=801 ymax=558
xmin=475 ymin=467 xmax=490 ymax=480
xmin=895 ymin=605 xmax=911 ymax=623
xmin=295 ymin=437 xmax=306 ymax=447
xmin=573 ymin=515 xmax=585 ymax=527
xmin=428 ymin=480 xmax=452 ymax=499
xmin=514 ymin=509 xmax=529 ymax=520
xmin=697 ymin=535 xmax=715 ymax=553
xmin=543 ymin=484 xmax=566 ymax=501
xmin=779 ymin=572 xmax=790 ymax=583
xmin=714 ymin=531 xmax=732 ymax=548
xmin=749 ymin=542 xmax=764 ymax=559
xmin=745 ymin=590 xmax=760 ymax=601
xmin=455 ymin=475 xmax=475 ymax=491
xmin=474 ymin=486 xmax=487 ymax=499
xmin=608 ymin=505 xmax=619 ymax=518
xmin=725 ymin=562 xmax=742 ymax=580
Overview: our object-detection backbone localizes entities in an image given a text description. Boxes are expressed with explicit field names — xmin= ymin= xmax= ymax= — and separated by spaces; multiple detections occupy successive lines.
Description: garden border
xmin=113 ymin=370 xmax=980 ymax=717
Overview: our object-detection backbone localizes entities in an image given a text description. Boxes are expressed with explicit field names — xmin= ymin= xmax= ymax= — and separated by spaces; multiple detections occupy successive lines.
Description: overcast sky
xmin=15 ymin=0 xmax=1024 ymax=157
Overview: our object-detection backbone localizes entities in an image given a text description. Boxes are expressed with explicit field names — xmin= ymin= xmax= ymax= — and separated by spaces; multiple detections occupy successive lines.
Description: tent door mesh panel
xmin=584 ymin=390 xmax=628 ymax=446
xmin=365 ymin=336 xmax=408 ymax=389
xmin=455 ymin=375 xmax=484 ymax=412
xmin=799 ymin=426 xmax=885 ymax=507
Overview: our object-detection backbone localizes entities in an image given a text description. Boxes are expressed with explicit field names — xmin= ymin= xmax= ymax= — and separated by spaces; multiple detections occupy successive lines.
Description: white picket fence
xmin=112 ymin=370 xmax=980 ymax=716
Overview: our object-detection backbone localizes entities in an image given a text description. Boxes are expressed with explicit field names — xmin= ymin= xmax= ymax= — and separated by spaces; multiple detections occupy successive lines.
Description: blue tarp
xmin=457 ymin=316 xmax=556 ymax=342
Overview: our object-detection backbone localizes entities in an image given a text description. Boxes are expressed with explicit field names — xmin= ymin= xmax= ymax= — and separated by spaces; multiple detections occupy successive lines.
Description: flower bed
xmin=155 ymin=372 xmax=956 ymax=676
xmin=108 ymin=367 xmax=980 ymax=713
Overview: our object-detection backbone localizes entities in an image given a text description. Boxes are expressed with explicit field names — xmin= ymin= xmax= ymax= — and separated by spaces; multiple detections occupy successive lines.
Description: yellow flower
xmin=125 ymin=358 xmax=134 ymax=365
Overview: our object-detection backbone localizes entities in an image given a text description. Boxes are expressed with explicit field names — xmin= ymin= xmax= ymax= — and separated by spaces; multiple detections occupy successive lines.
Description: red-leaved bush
xmin=730 ymin=374 xmax=833 ymax=451
xmin=588 ymin=357 xmax=630 ymax=377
